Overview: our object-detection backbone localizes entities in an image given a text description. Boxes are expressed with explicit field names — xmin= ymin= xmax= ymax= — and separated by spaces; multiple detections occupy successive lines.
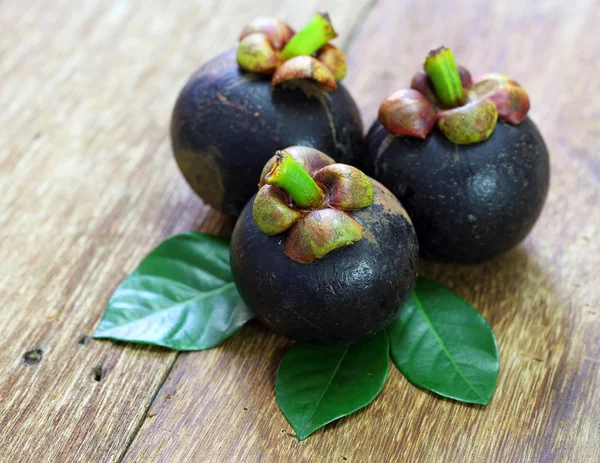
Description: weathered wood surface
xmin=0 ymin=0 xmax=598 ymax=462
xmin=0 ymin=1 xmax=369 ymax=462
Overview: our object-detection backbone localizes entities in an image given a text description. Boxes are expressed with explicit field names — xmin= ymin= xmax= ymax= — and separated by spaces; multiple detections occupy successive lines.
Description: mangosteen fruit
xmin=362 ymin=47 xmax=550 ymax=263
xmin=230 ymin=146 xmax=419 ymax=346
xmin=171 ymin=13 xmax=364 ymax=217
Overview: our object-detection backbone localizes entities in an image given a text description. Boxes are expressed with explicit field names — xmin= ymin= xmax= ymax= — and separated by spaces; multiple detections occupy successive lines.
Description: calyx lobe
xmin=236 ymin=13 xmax=346 ymax=92
xmin=252 ymin=147 xmax=374 ymax=263
xmin=379 ymin=46 xmax=530 ymax=144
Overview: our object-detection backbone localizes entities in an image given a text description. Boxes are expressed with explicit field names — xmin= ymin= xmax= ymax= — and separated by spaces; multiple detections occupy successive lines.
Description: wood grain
xmin=0 ymin=1 xmax=369 ymax=462
xmin=1 ymin=0 xmax=599 ymax=462
xmin=124 ymin=1 xmax=600 ymax=462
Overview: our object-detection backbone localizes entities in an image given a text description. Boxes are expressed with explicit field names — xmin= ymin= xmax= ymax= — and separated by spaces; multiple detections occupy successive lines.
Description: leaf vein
xmin=100 ymin=282 xmax=236 ymax=333
xmin=411 ymin=293 xmax=485 ymax=402
xmin=299 ymin=345 xmax=350 ymax=437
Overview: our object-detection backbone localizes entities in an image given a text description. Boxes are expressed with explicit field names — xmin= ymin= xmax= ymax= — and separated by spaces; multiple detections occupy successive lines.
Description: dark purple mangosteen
xmin=230 ymin=146 xmax=419 ymax=346
xmin=363 ymin=47 xmax=550 ymax=264
xmin=171 ymin=14 xmax=364 ymax=217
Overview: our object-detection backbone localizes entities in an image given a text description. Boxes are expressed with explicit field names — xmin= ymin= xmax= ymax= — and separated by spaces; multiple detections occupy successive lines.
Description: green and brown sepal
xmin=239 ymin=17 xmax=295 ymax=50
xmin=272 ymin=56 xmax=337 ymax=92
xmin=410 ymin=71 xmax=439 ymax=104
xmin=379 ymin=46 xmax=530 ymax=144
xmin=378 ymin=89 xmax=437 ymax=138
xmin=438 ymin=99 xmax=498 ymax=144
xmin=284 ymin=209 xmax=364 ymax=263
xmin=252 ymin=147 xmax=374 ymax=263
xmin=236 ymin=13 xmax=347 ymax=91
xmin=252 ymin=185 xmax=303 ymax=235
xmin=313 ymin=164 xmax=374 ymax=210
xmin=236 ymin=33 xmax=281 ymax=74
xmin=470 ymin=73 xmax=530 ymax=124
xmin=315 ymin=44 xmax=347 ymax=81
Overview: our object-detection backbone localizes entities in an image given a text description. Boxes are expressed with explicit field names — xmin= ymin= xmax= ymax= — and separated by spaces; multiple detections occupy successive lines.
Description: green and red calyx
xmin=378 ymin=46 xmax=530 ymax=144
xmin=236 ymin=13 xmax=346 ymax=92
xmin=252 ymin=147 xmax=374 ymax=263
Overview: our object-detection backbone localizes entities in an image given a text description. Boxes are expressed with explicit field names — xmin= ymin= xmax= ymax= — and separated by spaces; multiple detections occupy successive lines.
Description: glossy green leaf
xmin=388 ymin=277 xmax=499 ymax=404
xmin=276 ymin=331 xmax=389 ymax=440
xmin=94 ymin=231 xmax=253 ymax=350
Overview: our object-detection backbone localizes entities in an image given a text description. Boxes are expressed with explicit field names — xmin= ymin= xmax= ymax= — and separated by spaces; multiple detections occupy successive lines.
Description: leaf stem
xmin=279 ymin=12 xmax=337 ymax=61
xmin=423 ymin=46 xmax=465 ymax=108
xmin=265 ymin=151 xmax=324 ymax=208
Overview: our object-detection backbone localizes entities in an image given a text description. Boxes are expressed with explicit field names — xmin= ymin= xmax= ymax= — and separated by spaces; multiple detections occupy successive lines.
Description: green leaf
xmin=276 ymin=331 xmax=389 ymax=440
xmin=94 ymin=231 xmax=253 ymax=351
xmin=388 ymin=277 xmax=499 ymax=405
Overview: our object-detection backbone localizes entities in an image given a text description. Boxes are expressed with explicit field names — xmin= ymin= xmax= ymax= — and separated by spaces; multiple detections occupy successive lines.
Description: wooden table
xmin=1 ymin=0 xmax=599 ymax=461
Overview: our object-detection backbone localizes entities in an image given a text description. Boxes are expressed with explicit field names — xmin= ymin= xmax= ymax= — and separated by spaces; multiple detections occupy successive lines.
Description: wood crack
xmin=115 ymin=353 xmax=180 ymax=463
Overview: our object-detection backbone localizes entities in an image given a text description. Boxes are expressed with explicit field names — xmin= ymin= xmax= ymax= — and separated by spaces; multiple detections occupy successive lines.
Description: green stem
xmin=423 ymin=46 xmax=465 ymax=108
xmin=279 ymin=12 xmax=337 ymax=60
xmin=265 ymin=151 xmax=324 ymax=208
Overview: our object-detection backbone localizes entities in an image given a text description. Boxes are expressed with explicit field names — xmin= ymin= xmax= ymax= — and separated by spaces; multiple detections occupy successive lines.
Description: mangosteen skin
xmin=363 ymin=117 xmax=550 ymax=263
xmin=171 ymin=50 xmax=364 ymax=217
xmin=230 ymin=180 xmax=419 ymax=346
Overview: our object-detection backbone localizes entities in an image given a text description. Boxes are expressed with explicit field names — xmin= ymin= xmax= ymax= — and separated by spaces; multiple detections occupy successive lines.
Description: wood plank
xmin=123 ymin=1 xmax=600 ymax=462
xmin=0 ymin=1 xmax=370 ymax=462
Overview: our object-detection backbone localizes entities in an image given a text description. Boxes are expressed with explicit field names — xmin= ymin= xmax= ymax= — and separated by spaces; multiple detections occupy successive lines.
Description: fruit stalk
xmin=279 ymin=12 xmax=337 ymax=60
xmin=424 ymin=47 xmax=465 ymax=108
xmin=265 ymin=151 xmax=324 ymax=208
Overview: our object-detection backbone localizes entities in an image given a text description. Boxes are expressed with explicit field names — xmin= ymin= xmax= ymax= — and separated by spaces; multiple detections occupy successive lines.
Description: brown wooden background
xmin=1 ymin=0 xmax=599 ymax=461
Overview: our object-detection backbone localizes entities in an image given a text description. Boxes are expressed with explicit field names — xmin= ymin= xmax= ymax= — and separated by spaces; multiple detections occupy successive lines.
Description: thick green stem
xmin=265 ymin=151 xmax=324 ymax=208
xmin=279 ymin=12 xmax=337 ymax=60
xmin=424 ymin=47 xmax=465 ymax=108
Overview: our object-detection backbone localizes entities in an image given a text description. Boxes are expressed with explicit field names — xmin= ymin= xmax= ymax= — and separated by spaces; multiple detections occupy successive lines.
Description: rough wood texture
xmin=1 ymin=0 xmax=598 ymax=462
xmin=0 ymin=1 xmax=368 ymax=462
